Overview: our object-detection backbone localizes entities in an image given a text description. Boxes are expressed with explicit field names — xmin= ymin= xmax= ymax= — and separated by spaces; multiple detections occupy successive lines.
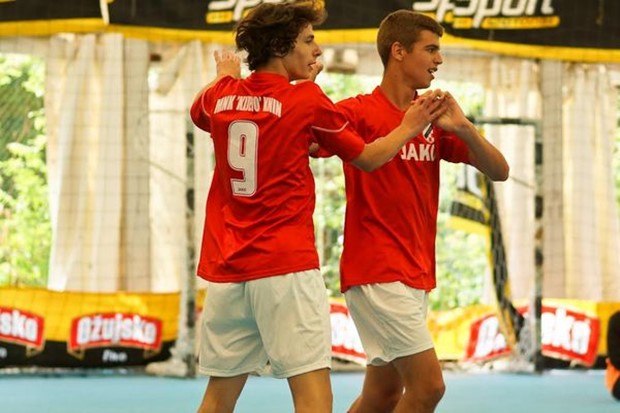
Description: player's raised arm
xmin=192 ymin=50 xmax=241 ymax=102
xmin=434 ymin=91 xmax=509 ymax=181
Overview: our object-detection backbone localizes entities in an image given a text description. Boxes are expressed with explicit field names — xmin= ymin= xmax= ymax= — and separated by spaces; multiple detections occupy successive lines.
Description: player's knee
xmin=364 ymin=384 xmax=403 ymax=412
xmin=423 ymin=378 xmax=446 ymax=407
xmin=434 ymin=380 xmax=447 ymax=403
xmin=382 ymin=387 xmax=403 ymax=411
xmin=292 ymin=390 xmax=333 ymax=413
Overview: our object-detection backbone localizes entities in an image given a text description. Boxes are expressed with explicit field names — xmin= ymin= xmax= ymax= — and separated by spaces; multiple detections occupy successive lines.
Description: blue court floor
xmin=0 ymin=369 xmax=615 ymax=412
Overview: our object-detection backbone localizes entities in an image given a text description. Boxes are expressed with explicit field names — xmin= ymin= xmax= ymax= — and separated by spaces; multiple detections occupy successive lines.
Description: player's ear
xmin=391 ymin=42 xmax=406 ymax=62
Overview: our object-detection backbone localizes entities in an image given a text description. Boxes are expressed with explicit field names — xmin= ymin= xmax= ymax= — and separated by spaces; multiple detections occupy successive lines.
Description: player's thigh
xmin=287 ymin=368 xmax=333 ymax=413
xmin=249 ymin=269 xmax=332 ymax=378
xmin=345 ymin=282 xmax=433 ymax=365
xmin=198 ymin=282 xmax=266 ymax=376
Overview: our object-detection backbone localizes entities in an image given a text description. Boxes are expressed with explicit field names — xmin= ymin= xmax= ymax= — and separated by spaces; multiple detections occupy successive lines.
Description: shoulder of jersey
xmin=295 ymin=80 xmax=321 ymax=91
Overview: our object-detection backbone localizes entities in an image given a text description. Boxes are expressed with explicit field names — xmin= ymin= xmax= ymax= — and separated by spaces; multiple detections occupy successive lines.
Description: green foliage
xmin=434 ymin=163 xmax=489 ymax=311
xmin=0 ymin=54 xmax=49 ymax=287
xmin=312 ymin=73 xmax=367 ymax=296
xmin=0 ymin=55 xmax=43 ymax=161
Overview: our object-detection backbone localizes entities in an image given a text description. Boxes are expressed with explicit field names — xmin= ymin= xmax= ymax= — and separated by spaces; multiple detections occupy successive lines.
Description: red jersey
xmin=337 ymin=87 xmax=470 ymax=292
xmin=190 ymin=72 xmax=365 ymax=282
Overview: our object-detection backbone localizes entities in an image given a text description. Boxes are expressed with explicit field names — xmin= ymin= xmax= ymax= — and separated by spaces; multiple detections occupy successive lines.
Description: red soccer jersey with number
xmin=190 ymin=72 xmax=365 ymax=282
xmin=337 ymin=87 xmax=471 ymax=292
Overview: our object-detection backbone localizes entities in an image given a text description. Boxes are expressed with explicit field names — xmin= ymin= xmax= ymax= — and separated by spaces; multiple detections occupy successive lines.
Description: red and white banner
xmin=541 ymin=306 xmax=600 ymax=365
xmin=69 ymin=313 xmax=162 ymax=353
xmin=465 ymin=305 xmax=600 ymax=366
xmin=0 ymin=307 xmax=45 ymax=351
xmin=1 ymin=288 xmax=613 ymax=369
xmin=466 ymin=313 xmax=512 ymax=361
xmin=329 ymin=300 xmax=366 ymax=365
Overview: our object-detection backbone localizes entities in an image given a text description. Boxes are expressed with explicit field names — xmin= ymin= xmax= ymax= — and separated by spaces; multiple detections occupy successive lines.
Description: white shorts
xmin=198 ymin=269 xmax=332 ymax=379
xmin=344 ymin=282 xmax=434 ymax=366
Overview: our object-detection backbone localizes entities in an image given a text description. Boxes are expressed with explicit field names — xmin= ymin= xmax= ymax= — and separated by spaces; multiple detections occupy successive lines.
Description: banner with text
xmin=466 ymin=303 xmax=602 ymax=366
xmin=1 ymin=1 xmax=618 ymax=61
xmin=2 ymin=287 xmax=618 ymax=368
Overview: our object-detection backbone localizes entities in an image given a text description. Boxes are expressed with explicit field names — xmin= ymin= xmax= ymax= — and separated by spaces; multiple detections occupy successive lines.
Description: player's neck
xmin=255 ymin=58 xmax=291 ymax=81
xmin=380 ymin=74 xmax=417 ymax=111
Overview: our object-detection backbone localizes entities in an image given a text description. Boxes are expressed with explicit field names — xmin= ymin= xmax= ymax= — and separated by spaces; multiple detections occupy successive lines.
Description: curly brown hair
xmin=235 ymin=1 xmax=326 ymax=71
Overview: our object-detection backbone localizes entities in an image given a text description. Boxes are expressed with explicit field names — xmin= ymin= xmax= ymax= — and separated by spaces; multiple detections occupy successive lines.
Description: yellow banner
xmin=1 ymin=287 xmax=618 ymax=367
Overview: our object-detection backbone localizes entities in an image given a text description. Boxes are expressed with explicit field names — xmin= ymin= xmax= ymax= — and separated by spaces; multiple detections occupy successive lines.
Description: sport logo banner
xmin=205 ymin=0 xmax=293 ymax=25
xmin=411 ymin=0 xmax=620 ymax=61
xmin=413 ymin=0 xmax=560 ymax=30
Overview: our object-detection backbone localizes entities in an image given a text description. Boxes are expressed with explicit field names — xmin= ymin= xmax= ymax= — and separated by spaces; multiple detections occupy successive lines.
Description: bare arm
xmin=192 ymin=50 xmax=241 ymax=102
xmin=434 ymin=92 xmax=509 ymax=181
xmin=351 ymin=90 xmax=448 ymax=172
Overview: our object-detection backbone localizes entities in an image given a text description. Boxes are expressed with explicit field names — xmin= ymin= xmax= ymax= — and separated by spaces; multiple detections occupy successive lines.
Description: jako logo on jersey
xmin=0 ymin=307 xmax=45 ymax=350
xmin=412 ymin=0 xmax=559 ymax=30
xmin=206 ymin=0 xmax=292 ymax=24
xmin=400 ymin=125 xmax=436 ymax=161
xmin=69 ymin=313 xmax=162 ymax=352
xmin=400 ymin=142 xmax=436 ymax=161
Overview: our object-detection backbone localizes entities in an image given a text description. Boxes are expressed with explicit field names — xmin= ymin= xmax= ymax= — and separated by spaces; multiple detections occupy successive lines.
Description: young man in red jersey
xmin=189 ymin=2 xmax=450 ymax=412
xmin=330 ymin=11 xmax=510 ymax=413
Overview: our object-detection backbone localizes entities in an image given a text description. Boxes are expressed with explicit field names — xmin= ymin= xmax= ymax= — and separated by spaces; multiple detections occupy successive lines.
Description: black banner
xmin=1 ymin=340 xmax=173 ymax=368
xmin=107 ymin=0 xmax=210 ymax=31
xmin=413 ymin=0 xmax=620 ymax=62
xmin=104 ymin=0 xmax=406 ymax=32
xmin=0 ymin=0 xmax=101 ymax=22
xmin=0 ymin=0 xmax=104 ymax=36
xmin=414 ymin=0 xmax=619 ymax=50
xmin=106 ymin=1 xmax=620 ymax=52
xmin=1 ymin=1 xmax=619 ymax=62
